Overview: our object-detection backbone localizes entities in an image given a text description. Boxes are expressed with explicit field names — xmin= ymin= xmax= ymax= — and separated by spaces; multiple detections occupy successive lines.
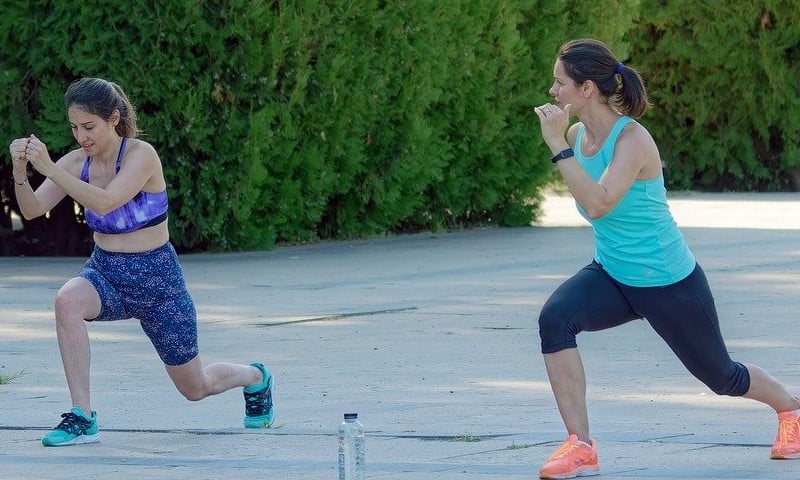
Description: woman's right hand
xmin=9 ymin=137 xmax=30 ymax=169
xmin=534 ymin=103 xmax=572 ymax=152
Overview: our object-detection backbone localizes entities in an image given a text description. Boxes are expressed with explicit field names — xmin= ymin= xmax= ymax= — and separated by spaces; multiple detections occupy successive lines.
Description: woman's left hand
xmin=23 ymin=135 xmax=55 ymax=176
xmin=534 ymin=103 xmax=572 ymax=150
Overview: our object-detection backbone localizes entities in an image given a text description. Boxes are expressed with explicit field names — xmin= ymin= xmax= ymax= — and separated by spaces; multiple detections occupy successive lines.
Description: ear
xmin=109 ymin=109 xmax=121 ymax=127
xmin=581 ymin=80 xmax=595 ymax=99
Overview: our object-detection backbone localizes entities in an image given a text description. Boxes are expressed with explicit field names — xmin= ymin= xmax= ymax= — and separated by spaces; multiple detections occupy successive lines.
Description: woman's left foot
xmin=243 ymin=362 xmax=274 ymax=428
xmin=772 ymin=410 xmax=800 ymax=459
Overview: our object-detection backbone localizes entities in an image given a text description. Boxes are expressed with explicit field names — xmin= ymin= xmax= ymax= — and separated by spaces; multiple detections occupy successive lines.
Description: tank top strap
xmin=575 ymin=116 xmax=634 ymax=157
xmin=115 ymin=137 xmax=128 ymax=172
xmin=575 ymin=124 xmax=585 ymax=152
xmin=578 ymin=116 xmax=635 ymax=162
xmin=604 ymin=116 xmax=635 ymax=149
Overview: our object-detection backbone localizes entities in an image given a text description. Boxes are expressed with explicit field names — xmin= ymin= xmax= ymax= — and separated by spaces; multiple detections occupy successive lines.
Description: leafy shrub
xmin=629 ymin=1 xmax=800 ymax=191
xmin=1 ymin=0 xmax=639 ymax=254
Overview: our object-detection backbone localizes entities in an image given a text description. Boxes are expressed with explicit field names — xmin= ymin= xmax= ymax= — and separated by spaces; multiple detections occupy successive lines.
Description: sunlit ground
xmin=536 ymin=191 xmax=800 ymax=230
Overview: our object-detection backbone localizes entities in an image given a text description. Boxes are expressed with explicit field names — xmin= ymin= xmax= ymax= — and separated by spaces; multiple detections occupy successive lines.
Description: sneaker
xmin=42 ymin=407 xmax=99 ymax=447
xmin=539 ymin=434 xmax=600 ymax=479
xmin=243 ymin=362 xmax=274 ymax=428
xmin=772 ymin=410 xmax=800 ymax=459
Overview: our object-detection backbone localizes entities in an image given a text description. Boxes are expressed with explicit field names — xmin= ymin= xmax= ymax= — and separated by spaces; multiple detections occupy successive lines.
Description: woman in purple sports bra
xmin=8 ymin=77 xmax=275 ymax=446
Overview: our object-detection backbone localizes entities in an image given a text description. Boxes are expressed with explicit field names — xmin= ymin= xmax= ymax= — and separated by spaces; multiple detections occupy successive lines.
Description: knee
xmin=176 ymin=385 xmax=207 ymax=402
xmin=707 ymin=380 xmax=738 ymax=396
xmin=701 ymin=362 xmax=750 ymax=396
xmin=54 ymin=286 xmax=84 ymax=320
xmin=175 ymin=382 xmax=209 ymax=402
xmin=171 ymin=364 xmax=210 ymax=402
xmin=54 ymin=279 xmax=97 ymax=321
xmin=538 ymin=302 xmax=564 ymax=335
xmin=538 ymin=301 xmax=577 ymax=353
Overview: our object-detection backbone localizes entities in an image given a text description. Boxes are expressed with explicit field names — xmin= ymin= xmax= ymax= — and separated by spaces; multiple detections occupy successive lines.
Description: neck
xmin=93 ymin=136 xmax=123 ymax=165
xmin=579 ymin=106 xmax=622 ymax=147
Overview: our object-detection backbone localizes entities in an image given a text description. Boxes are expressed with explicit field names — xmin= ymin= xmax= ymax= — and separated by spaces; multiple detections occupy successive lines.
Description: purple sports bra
xmin=81 ymin=137 xmax=168 ymax=235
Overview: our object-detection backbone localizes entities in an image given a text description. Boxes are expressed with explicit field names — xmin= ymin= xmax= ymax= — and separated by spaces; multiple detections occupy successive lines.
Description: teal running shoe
xmin=243 ymin=362 xmax=274 ymax=428
xmin=42 ymin=407 xmax=99 ymax=446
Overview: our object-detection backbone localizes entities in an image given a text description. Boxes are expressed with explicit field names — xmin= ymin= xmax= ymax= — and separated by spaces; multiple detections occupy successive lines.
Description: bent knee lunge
xmin=54 ymin=277 xmax=101 ymax=322
xmin=538 ymin=304 xmax=580 ymax=354
xmin=166 ymin=356 xmax=210 ymax=401
xmin=177 ymin=386 xmax=207 ymax=402
xmin=698 ymin=361 xmax=750 ymax=397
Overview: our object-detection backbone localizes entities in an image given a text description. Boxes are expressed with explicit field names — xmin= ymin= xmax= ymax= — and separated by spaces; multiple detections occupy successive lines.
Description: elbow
xmin=92 ymin=206 xmax=114 ymax=216
xmin=583 ymin=187 xmax=615 ymax=219
xmin=91 ymin=200 xmax=120 ymax=216
xmin=583 ymin=200 xmax=614 ymax=219
xmin=19 ymin=207 xmax=41 ymax=221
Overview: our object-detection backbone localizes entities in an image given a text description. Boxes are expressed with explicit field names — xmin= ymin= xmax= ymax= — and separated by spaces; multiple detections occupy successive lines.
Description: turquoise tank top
xmin=574 ymin=116 xmax=695 ymax=287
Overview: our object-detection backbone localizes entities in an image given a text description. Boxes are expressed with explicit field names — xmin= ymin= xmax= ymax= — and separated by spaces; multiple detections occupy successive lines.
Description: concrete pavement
xmin=1 ymin=191 xmax=799 ymax=479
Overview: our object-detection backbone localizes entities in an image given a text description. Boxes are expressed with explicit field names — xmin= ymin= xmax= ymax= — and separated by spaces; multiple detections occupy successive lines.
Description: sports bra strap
xmin=81 ymin=137 xmax=129 ymax=182
xmin=115 ymin=137 xmax=128 ymax=172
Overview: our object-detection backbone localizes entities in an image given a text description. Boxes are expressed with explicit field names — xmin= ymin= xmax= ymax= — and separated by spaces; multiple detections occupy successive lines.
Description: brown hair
xmin=557 ymin=39 xmax=649 ymax=118
xmin=64 ymin=78 xmax=139 ymax=137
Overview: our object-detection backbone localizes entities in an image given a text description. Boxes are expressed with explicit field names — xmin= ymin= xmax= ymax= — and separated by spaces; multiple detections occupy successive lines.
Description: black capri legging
xmin=538 ymin=261 xmax=750 ymax=397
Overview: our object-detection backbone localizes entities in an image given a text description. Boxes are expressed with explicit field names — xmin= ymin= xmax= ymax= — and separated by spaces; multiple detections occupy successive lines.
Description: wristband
xmin=14 ymin=177 xmax=27 ymax=186
xmin=550 ymin=148 xmax=574 ymax=164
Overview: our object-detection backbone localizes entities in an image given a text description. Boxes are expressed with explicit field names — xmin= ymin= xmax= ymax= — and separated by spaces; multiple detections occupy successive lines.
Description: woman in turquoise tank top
xmin=9 ymin=78 xmax=275 ymax=446
xmin=532 ymin=39 xmax=800 ymax=479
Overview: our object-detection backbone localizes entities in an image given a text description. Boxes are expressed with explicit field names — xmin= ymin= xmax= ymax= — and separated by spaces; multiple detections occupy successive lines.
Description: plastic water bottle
xmin=338 ymin=413 xmax=365 ymax=480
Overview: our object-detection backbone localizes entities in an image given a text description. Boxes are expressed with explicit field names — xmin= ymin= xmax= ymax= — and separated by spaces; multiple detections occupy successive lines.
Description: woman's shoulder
xmin=122 ymin=139 xmax=166 ymax=188
xmin=60 ymin=147 xmax=87 ymax=162
xmin=57 ymin=148 xmax=89 ymax=176
xmin=616 ymin=119 xmax=660 ymax=164
xmin=567 ymin=122 xmax=584 ymax=145
xmin=125 ymin=138 xmax=159 ymax=155
xmin=124 ymin=138 xmax=162 ymax=166
xmin=619 ymin=119 xmax=655 ymax=147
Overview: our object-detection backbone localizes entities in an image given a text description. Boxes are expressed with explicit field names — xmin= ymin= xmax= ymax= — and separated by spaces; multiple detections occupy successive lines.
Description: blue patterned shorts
xmin=78 ymin=242 xmax=199 ymax=366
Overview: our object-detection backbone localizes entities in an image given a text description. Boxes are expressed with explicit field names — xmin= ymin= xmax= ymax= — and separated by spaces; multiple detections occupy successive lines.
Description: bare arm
xmin=9 ymin=137 xmax=72 ymax=220
xmin=534 ymin=104 xmax=655 ymax=218
xmin=23 ymin=135 xmax=160 ymax=215
xmin=557 ymin=126 xmax=649 ymax=218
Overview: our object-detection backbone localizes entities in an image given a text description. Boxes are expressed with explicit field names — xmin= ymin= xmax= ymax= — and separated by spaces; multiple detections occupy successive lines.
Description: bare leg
xmin=544 ymin=347 xmax=591 ymax=442
xmin=53 ymin=277 xmax=102 ymax=415
xmin=743 ymin=364 xmax=800 ymax=413
xmin=165 ymin=356 xmax=263 ymax=401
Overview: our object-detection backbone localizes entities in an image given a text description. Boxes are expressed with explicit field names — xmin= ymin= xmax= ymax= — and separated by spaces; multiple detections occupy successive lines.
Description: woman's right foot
xmin=539 ymin=434 xmax=599 ymax=479
xmin=42 ymin=407 xmax=99 ymax=446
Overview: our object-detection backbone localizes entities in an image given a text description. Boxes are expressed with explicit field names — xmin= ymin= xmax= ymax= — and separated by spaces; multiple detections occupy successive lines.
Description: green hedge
xmin=5 ymin=1 xmax=797 ymax=256
xmin=629 ymin=0 xmax=800 ymax=191
xmin=2 ymin=0 xmax=562 ymax=253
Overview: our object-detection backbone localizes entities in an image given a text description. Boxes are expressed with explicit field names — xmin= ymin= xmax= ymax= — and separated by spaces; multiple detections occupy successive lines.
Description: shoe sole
xmin=540 ymin=465 xmax=600 ymax=479
xmin=43 ymin=432 xmax=100 ymax=447
xmin=244 ymin=414 xmax=274 ymax=428
xmin=772 ymin=453 xmax=800 ymax=459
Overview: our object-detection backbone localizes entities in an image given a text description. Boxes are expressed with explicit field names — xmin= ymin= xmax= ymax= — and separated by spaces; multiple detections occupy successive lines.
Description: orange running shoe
xmin=771 ymin=410 xmax=800 ymax=459
xmin=539 ymin=434 xmax=600 ymax=479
